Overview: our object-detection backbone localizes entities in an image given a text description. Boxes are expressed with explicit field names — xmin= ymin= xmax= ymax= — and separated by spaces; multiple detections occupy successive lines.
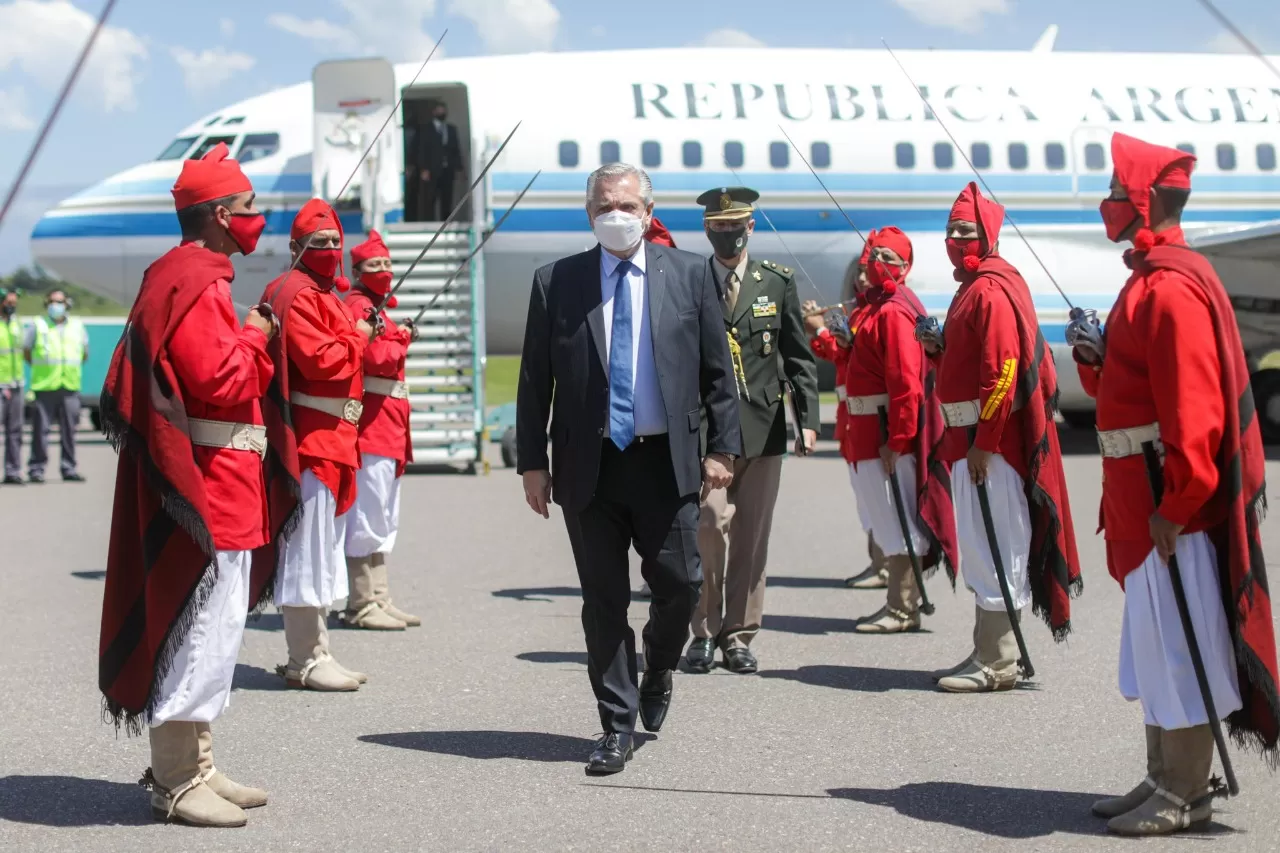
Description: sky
xmin=0 ymin=0 xmax=1276 ymax=272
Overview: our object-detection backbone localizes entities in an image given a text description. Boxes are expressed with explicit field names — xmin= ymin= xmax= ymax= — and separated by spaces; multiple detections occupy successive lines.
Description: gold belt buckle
xmin=342 ymin=399 xmax=364 ymax=425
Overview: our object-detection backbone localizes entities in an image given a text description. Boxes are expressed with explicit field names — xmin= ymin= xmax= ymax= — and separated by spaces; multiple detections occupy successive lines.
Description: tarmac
xmin=1 ymin=428 xmax=1278 ymax=852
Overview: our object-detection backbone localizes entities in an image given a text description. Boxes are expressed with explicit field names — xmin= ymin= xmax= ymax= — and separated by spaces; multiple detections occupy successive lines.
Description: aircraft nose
xmin=29 ymin=179 xmax=134 ymax=304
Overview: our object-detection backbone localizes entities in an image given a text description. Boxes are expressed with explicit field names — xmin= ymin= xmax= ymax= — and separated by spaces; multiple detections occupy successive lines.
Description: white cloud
xmin=447 ymin=0 xmax=560 ymax=53
xmin=0 ymin=86 xmax=34 ymax=130
xmin=694 ymin=28 xmax=766 ymax=48
xmin=892 ymin=0 xmax=1010 ymax=34
xmin=219 ymin=17 xmax=235 ymax=39
xmin=0 ymin=0 xmax=148 ymax=112
xmin=170 ymin=46 xmax=256 ymax=96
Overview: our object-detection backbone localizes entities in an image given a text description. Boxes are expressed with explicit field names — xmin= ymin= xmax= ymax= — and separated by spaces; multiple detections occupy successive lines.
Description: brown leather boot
xmin=931 ymin=604 xmax=980 ymax=681
xmin=277 ymin=606 xmax=360 ymax=691
xmin=195 ymin=723 xmax=267 ymax=809
xmin=1092 ymin=725 xmax=1162 ymax=817
xmin=344 ymin=556 xmax=406 ymax=630
xmin=846 ymin=534 xmax=890 ymax=589
xmin=855 ymin=555 xmax=920 ymax=633
xmin=1108 ymin=725 xmax=1216 ymax=836
xmin=372 ymin=552 xmax=421 ymax=627
xmin=143 ymin=722 xmax=246 ymax=827
xmin=937 ymin=607 xmax=1019 ymax=693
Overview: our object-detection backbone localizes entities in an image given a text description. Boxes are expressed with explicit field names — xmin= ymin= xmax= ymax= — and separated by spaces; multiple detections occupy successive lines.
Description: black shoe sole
xmin=585 ymin=752 xmax=632 ymax=776
xmin=684 ymin=659 xmax=712 ymax=673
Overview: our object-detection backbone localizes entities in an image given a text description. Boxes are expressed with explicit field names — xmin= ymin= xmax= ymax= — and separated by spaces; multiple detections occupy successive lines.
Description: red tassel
xmin=881 ymin=279 xmax=897 ymax=294
xmin=334 ymin=275 xmax=351 ymax=293
xmin=1133 ymin=229 xmax=1155 ymax=252
xmin=963 ymin=256 xmax=981 ymax=272
xmin=387 ymin=295 xmax=398 ymax=309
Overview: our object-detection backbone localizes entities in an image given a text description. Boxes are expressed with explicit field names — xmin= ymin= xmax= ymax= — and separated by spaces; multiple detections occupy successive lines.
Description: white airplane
xmin=28 ymin=27 xmax=1280 ymax=434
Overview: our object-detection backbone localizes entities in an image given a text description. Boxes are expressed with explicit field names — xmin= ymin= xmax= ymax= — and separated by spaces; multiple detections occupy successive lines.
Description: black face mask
xmin=0 ymin=304 xmax=13 ymax=317
xmin=707 ymin=226 xmax=748 ymax=259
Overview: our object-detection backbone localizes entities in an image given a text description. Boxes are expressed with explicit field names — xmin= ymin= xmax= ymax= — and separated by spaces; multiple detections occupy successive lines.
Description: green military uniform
xmin=689 ymin=187 xmax=819 ymax=674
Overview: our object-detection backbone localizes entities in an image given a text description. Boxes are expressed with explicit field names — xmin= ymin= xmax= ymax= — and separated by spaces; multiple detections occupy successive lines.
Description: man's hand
xmin=801 ymin=300 xmax=825 ymax=336
xmin=700 ymin=453 xmax=734 ymax=500
xmin=421 ymin=168 xmax=431 ymax=181
xmin=880 ymin=443 xmax=900 ymax=477
xmin=1150 ymin=512 xmax=1184 ymax=564
xmin=355 ymin=318 xmax=377 ymax=341
xmin=245 ymin=306 xmax=276 ymax=339
xmin=915 ymin=315 xmax=944 ymax=356
xmin=1066 ymin=307 xmax=1105 ymax=365
xmin=795 ymin=428 xmax=817 ymax=457
xmin=523 ymin=470 xmax=552 ymax=519
xmin=966 ymin=446 xmax=993 ymax=484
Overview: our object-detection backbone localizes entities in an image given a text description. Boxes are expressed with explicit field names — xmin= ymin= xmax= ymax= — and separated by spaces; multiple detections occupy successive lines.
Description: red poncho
xmin=644 ymin=216 xmax=676 ymax=248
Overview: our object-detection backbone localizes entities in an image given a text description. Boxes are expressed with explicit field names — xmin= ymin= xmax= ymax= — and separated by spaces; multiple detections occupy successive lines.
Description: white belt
xmin=291 ymin=391 xmax=364 ymax=425
xmin=845 ymin=393 xmax=888 ymax=416
xmin=363 ymin=377 xmax=409 ymax=399
xmin=188 ymin=417 xmax=267 ymax=459
xmin=941 ymin=400 xmax=981 ymax=428
xmin=1097 ymin=423 xmax=1162 ymax=459
xmin=835 ymin=387 xmax=848 ymax=402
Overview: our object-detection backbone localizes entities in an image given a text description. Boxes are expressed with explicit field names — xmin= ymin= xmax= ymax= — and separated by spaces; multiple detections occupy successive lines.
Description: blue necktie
xmin=608 ymin=261 xmax=635 ymax=450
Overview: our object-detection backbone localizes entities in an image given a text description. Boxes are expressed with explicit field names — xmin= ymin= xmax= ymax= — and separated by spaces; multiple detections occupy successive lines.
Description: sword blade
xmin=777 ymin=124 xmax=867 ymax=242
xmin=878 ymin=409 xmax=934 ymax=615
xmin=976 ymin=480 xmax=1035 ymax=678
xmin=725 ymin=163 xmax=824 ymax=301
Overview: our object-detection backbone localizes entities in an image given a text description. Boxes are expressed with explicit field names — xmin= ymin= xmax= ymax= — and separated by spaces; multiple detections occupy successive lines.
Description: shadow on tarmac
xmin=358 ymin=730 xmax=651 ymax=763
xmin=231 ymin=663 xmax=287 ymax=692
xmin=0 ymin=775 xmax=151 ymax=827
xmin=516 ymin=651 xmax=588 ymax=665
xmin=493 ymin=586 xmax=647 ymax=603
xmin=766 ymin=575 xmax=851 ymax=589
xmin=759 ymin=665 xmax=939 ymax=693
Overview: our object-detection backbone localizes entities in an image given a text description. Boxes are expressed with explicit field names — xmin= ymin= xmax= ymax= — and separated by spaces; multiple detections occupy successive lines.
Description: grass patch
xmin=486 ymin=355 xmax=520 ymax=407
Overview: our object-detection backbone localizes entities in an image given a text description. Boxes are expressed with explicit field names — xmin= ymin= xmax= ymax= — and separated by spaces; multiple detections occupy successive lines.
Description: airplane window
xmin=203 ymin=116 xmax=221 ymax=127
xmin=683 ymin=141 xmax=702 ymax=168
xmin=769 ymin=142 xmax=789 ymax=169
xmin=558 ymin=141 xmax=579 ymax=168
xmin=156 ymin=136 xmax=199 ymax=161
xmin=1217 ymin=143 xmax=1236 ymax=171
xmin=223 ymin=117 xmax=245 ymax=126
xmin=1258 ymin=143 xmax=1277 ymax=171
xmin=1177 ymin=143 xmax=1196 ymax=155
xmin=641 ymin=140 xmax=661 ymax=168
xmin=811 ymin=142 xmax=831 ymax=169
xmin=934 ymin=142 xmax=954 ymax=169
xmin=600 ymin=140 xmax=621 ymax=165
xmin=1045 ymin=143 xmax=1066 ymax=170
xmin=189 ymin=135 xmax=238 ymax=160
xmin=237 ymin=133 xmax=280 ymax=164
xmin=724 ymin=141 xmax=744 ymax=168
xmin=1008 ymin=143 xmax=1028 ymax=170
xmin=895 ymin=142 xmax=915 ymax=169
xmin=1084 ymin=143 xmax=1106 ymax=170
xmin=971 ymin=143 xmax=991 ymax=170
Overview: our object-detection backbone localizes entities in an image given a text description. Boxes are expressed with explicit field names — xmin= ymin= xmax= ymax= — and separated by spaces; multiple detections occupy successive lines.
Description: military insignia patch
xmin=751 ymin=302 xmax=778 ymax=318
xmin=720 ymin=193 xmax=733 ymax=210
xmin=751 ymin=269 xmax=762 ymax=281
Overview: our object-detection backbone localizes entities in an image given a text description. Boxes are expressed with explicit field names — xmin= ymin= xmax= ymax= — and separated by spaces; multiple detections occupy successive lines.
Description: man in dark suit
xmin=417 ymin=101 xmax=462 ymax=221
xmin=517 ymin=162 xmax=742 ymax=775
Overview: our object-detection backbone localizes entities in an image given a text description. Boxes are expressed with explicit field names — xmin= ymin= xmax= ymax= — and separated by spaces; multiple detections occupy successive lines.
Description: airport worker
xmin=341 ymin=230 xmax=420 ymax=630
xmin=261 ymin=198 xmax=378 ymax=692
xmin=0 ymin=288 xmax=24 ymax=484
xmin=98 ymin=142 xmax=275 ymax=827
xmin=686 ymin=185 xmax=820 ymax=675
xmin=1068 ymin=132 xmax=1279 ymax=836
xmin=917 ymin=181 xmax=1081 ymax=692
xmin=830 ymin=227 xmax=957 ymax=635
xmin=517 ymin=162 xmax=741 ymax=774
xmin=24 ymin=287 xmax=88 ymax=482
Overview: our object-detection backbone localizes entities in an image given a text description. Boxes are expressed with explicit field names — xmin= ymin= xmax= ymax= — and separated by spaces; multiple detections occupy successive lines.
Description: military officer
xmin=687 ymin=186 xmax=820 ymax=674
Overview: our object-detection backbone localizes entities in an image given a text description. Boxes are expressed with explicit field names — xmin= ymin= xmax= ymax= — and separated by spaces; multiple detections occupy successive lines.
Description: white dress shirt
xmin=600 ymin=245 xmax=667 ymax=436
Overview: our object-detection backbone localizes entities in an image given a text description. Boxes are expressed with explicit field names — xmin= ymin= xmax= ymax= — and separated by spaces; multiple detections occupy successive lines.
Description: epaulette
xmin=760 ymin=259 xmax=793 ymax=278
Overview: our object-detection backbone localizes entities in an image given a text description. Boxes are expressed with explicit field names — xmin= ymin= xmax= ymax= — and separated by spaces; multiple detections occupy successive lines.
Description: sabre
xmin=376 ymin=121 xmax=523 ymax=313
xmin=1195 ymin=0 xmax=1280 ymax=83
xmin=777 ymin=125 xmax=868 ymax=243
xmin=802 ymin=299 xmax=857 ymax=318
xmin=725 ymin=164 xmax=824 ymax=301
xmin=976 ymin=482 xmax=1035 ymax=679
xmin=878 ymin=409 xmax=935 ymax=614
xmin=881 ymin=39 xmax=1074 ymax=311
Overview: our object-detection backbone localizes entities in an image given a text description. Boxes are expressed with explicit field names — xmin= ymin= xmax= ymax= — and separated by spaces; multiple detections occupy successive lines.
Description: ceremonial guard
xmin=99 ymin=144 xmax=275 ymax=826
xmin=262 ymin=199 xmax=378 ymax=692
xmin=1068 ymin=133 xmax=1279 ymax=836
xmin=342 ymin=230 xmax=420 ymax=630
xmin=686 ymin=186 xmax=819 ymax=674
xmin=833 ymin=228 xmax=956 ymax=634
xmin=919 ymin=182 xmax=1080 ymax=692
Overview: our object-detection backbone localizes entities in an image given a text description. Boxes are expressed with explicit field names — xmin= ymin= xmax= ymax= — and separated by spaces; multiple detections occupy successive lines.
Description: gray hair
xmin=586 ymin=162 xmax=653 ymax=205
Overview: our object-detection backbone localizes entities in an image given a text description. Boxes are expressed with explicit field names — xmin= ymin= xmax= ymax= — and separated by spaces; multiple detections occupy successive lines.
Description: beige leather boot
xmin=855 ymin=555 xmax=921 ymax=633
xmin=195 ymin=722 xmax=267 ymax=809
xmin=937 ymin=607 xmax=1019 ymax=693
xmin=344 ymin=556 xmax=407 ymax=630
xmin=142 ymin=722 xmax=246 ymax=827
xmin=372 ymin=552 xmax=421 ymax=627
xmin=318 ymin=608 xmax=368 ymax=684
xmin=277 ymin=606 xmax=360 ymax=691
xmin=1092 ymin=726 xmax=1162 ymax=817
xmin=931 ymin=604 xmax=980 ymax=681
xmin=1108 ymin=725 xmax=1216 ymax=836
xmin=847 ymin=535 xmax=891 ymax=589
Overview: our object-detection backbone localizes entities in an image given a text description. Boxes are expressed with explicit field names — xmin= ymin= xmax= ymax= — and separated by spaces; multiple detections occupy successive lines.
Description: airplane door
xmin=1069 ymin=126 xmax=1114 ymax=198
xmin=312 ymin=58 xmax=399 ymax=232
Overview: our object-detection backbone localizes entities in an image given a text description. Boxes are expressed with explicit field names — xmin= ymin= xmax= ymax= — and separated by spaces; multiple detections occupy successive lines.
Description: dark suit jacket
xmin=516 ymin=243 xmax=743 ymax=513
xmin=418 ymin=120 xmax=461 ymax=173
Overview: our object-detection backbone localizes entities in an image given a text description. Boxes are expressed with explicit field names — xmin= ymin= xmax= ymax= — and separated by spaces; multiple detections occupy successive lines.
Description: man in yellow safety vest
xmin=0 ymin=289 xmax=24 ymax=484
xmin=23 ymin=289 xmax=88 ymax=483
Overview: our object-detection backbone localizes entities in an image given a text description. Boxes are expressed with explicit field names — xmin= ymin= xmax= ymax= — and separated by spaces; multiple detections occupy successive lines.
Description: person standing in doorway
xmin=25 ymin=288 xmax=88 ymax=482
xmin=0 ymin=289 xmax=24 ymax=484
xmin=418 ymin=101 xmax=462 ymax=222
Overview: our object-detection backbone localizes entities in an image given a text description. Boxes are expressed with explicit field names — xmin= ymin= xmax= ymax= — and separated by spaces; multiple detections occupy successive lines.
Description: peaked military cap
xmin=697 ymin=186 xmax=759 ymax=221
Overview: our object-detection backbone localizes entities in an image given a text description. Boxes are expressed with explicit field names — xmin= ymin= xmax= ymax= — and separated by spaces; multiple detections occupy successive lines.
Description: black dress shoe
xmin=684 ymin=638 xmax=714 ymax=673
xmin=586 ymin=732 xmax=634 ymax=775
xmin=27 ymin=474 xmax=44 ymax=484
xmin=62 ymin=472 xmax=85 ymax=482
xmin=638 ymin=669 xmax=672 ymax=732
xmin=723 ymin=646 xmax=758 ymax=674
xmin=3 ymin=475 xmax=23 ymax=485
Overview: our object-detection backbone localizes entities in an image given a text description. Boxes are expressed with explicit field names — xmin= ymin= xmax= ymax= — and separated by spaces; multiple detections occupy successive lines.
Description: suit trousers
xmin=29 ymin=388 xmax=79 ymax=478
xmin=563 ymin=435 xmax=701 ymax=734
xmin=420 ymin=169 xmax=456 ymax=222
xmin=693 ymin=453 xmax=783 ymax=649
xmin=2 ymin=385 xmax=22 ymax=479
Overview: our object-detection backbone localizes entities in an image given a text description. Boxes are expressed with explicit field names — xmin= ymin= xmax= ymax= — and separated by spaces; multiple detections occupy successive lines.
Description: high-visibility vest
xmin=30 ymin=316 xmax=84 ymax=392
xmin=0 ymin=315 xmax=22 ymax=386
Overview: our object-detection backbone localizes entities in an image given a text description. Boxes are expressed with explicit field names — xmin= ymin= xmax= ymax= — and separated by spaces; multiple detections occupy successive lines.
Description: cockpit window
xmin=156 ymin=136 xmax=199 ymax=161
xmin=203 ymin=116 xmax=222 ymax=127
xmin=223 ymin=116 xmax=245 ymax=125
xmin=237 ymin=133 xmax=281 ymax=164
xmin=189 ymin=135 xmax=238 ymax=159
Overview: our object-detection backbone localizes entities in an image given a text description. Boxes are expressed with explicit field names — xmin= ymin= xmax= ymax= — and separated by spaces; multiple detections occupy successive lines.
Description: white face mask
xmin=592 ymin=210 xmax=645 ymax=253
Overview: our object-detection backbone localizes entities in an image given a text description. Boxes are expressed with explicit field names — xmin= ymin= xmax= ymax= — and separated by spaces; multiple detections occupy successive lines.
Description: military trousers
xmin=693 ymin=453 xmax=783 ymax=649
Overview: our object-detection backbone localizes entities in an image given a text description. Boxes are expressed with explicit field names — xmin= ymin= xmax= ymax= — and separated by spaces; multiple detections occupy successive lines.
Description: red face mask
xmin=866 ymin=259 xmax=903 ymax=291
xmin=226 ymin=213 xmax=266 ymax=256
xmin=302 ymin=247 xmax=341 ymax=279
xmin=360 ymin=270 xmax=393 ymax=295
xmin=945 ymin=238 xmax=982 ymax=272
xmin=1099 ymin=198 xmax=1140 ymax=243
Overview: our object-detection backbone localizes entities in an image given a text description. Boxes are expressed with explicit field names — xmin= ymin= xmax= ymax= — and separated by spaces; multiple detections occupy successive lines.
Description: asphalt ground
xmin=1 ymin=429 xmax=1278 ymax=852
